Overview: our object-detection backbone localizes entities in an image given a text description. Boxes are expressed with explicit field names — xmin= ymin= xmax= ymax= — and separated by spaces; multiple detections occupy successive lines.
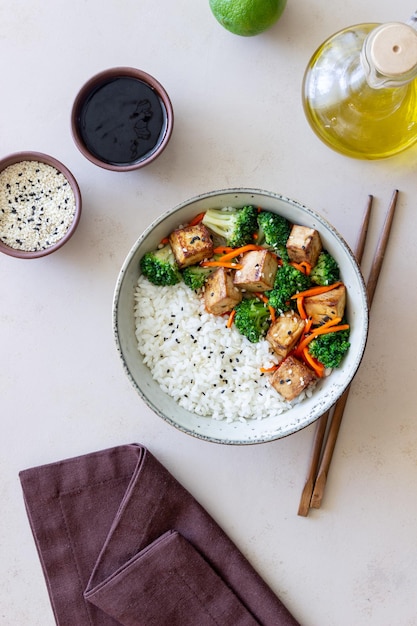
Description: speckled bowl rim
xmin=0 ymin=151 xmax=82 ymax=259
xmin=113 ymin=187 xmax=370 ymax=445
xmin=71 ymin=67 xmax=174 ymax=172
xmin=113 ymin=188 xmax=369 ymax=445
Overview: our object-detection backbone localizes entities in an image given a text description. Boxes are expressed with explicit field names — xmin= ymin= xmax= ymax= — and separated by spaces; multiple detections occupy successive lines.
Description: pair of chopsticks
xmin=297 ymin=190 xmax=399 ymax=517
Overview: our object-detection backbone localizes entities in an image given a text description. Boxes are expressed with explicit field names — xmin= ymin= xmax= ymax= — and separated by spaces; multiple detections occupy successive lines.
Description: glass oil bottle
xmin=303 ymin=18 xmax=417 ymax=158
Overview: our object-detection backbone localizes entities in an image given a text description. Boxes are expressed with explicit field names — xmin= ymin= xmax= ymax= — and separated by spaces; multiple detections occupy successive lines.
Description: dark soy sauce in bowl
xmin=72 ymin=68 xmax=173 ymax=171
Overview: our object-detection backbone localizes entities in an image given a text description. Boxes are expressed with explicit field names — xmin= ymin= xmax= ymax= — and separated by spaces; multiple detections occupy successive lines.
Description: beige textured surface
xmin=1 ymin=1 xmax=417 ymax=625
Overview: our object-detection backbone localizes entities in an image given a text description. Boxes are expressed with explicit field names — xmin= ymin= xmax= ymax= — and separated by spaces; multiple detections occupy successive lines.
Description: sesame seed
xmin=0 ymin=160 xmax=76 ymax=251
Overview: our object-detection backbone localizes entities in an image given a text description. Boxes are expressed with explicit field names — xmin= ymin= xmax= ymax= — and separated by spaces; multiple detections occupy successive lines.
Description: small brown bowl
xmin=71 ymin=67 xmax=174 ymax=172
xmin=0 ymin=151 xmax=82 ymax=259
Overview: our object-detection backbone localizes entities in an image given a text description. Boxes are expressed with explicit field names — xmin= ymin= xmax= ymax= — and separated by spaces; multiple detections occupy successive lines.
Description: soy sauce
xmin=78 ymin=77 xmax=167 ymax=166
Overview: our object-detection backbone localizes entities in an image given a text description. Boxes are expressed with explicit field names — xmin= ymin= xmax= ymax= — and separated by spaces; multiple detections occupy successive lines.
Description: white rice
xmin=134 ymin=276 xmax=313 ymax=422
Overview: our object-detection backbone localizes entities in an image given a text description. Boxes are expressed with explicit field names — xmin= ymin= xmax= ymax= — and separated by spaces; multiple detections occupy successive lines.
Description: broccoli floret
xmin=308 ymin=326 xmax=350 ymax=369
xmin=181 ymin=264 xmax=214 ymax=290
xmin=202 ymin=205 xmax=258 ymax=247
xmin=140 ymin=244 xmax=182 ymax=286
xmin=310 ymin=250 xmax=340 ymax=286
xmin=233 ymin=297 xmax=271 ymax=343
xmin=267 ymin=264 xmax=312 ymax=313
xmin=257 ymin=210 xmax=291 ymax=261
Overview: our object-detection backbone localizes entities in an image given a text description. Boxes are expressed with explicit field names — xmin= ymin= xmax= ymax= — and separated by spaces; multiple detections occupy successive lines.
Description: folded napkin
xmin=19 ymin=443 xmax=299 ymax=626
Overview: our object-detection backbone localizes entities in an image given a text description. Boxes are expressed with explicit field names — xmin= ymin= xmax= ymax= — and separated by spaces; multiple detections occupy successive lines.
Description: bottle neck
xmin=361 ymin=22 xmax=417 ymax=88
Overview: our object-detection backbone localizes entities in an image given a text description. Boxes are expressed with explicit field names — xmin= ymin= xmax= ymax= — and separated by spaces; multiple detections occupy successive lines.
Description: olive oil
xmin=303 ymin=23 xmax=417 ymax=159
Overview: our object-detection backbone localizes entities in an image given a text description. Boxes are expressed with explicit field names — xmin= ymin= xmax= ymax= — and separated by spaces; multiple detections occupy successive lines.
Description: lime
xmin=209 ymin=0 xmax=287 ymax=37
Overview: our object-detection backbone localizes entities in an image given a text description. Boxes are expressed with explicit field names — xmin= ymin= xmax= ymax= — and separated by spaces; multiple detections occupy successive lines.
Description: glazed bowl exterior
xmin=113 ymin=188 xmax=369 ymax=445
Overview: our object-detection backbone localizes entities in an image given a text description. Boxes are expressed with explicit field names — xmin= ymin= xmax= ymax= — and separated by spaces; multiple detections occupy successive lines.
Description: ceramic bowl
xmin=0 ymin=151 xmax=82 ymax=259
xmin=113 ymin=188 xmax=369 ymax=445
xmin=71 ymin=67 xmax=174 ymax=171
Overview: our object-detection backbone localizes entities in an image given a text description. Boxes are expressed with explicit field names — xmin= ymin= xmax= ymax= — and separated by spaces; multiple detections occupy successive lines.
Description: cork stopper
xmin=369 ymin=23 xmax=417 ymax=78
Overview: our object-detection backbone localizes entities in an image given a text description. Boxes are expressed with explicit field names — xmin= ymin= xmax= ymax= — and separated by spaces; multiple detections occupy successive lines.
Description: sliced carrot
xmin=160 ymin=236 xmax=170 ymax=245
xmin=226 ymin=309 xmax=236 ymax=328
xmin=304 ymin=316 xmax=313 ymax=334
xmin=260 ymin=364 xmax=279 ymax=373
xmin=200 ymin=261 xmax=243 ymax=270
xmin=290 ymin=261 xmax=312 ymax=275
xmin=253 ymin=232 xmax=259 ymax=240
xmin=296 ymin=296 xmax=307 ymax=319
xmin=303 ymin=347 xmax=325 ymax=378
xmin=295 ymin=316 xmax=340 ymax=357
xmin=294 ymin=316 xmax=313 ymax=357
xmin=268 ymin=305 xmax=276 ymax=323
xmin=217 ymin=244 xmax=265 ymax=262
xmin=188 ymin=212 xmax=206 ymax=226
xmin=317 ymin=316 xmax=343 ymax=330
xmin=296 ymin=321 xmax=349 ymax=354
xmin=254 ymin=292 xmax=268 ymax=303
xmin=290 ymin=281 xmax=343 ymax=299
xmin=213 ymin=246 xmax=234 ymax=255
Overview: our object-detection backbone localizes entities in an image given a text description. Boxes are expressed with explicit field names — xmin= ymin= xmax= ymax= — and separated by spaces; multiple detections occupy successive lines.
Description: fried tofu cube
xmin=286 ymin=225 xmax=322 ymax=266
xmin=266 ymin=312 xmax=306 ymax=358
xmin=233 ymin=249 xmax=279 ymax=292
xmin=204 ymin=267 xmax=242 ymax=315
xmin=169 ymin=224 xmax=213 ymax=268
xmin=304 ymin=284 xmax=346 ymax=325
xmin=270 ymin=355 xmax=316 ymax=401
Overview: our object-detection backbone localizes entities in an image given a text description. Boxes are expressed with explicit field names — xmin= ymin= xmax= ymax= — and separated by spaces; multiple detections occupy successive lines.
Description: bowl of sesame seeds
xmin=0 ymin=151 xmax=82 ymax=259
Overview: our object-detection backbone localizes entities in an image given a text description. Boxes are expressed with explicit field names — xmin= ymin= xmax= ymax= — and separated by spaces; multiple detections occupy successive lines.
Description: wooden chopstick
xmin=297 ymin=194 xmax=373 ymax=517
xmin=366 ymin=190 xmax=399 ymax=307
xmin=310 ymin=189 xmax=399 ymax=510
xmin=297 ymin=190 xmax=399 ymax=515
xmin=297 ymin=408 xmax=331 ymax=516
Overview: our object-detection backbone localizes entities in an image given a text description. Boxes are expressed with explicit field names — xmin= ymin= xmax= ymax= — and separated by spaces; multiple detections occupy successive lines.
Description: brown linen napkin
xmin=19 ymin=443 xmax=299 ymax=626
